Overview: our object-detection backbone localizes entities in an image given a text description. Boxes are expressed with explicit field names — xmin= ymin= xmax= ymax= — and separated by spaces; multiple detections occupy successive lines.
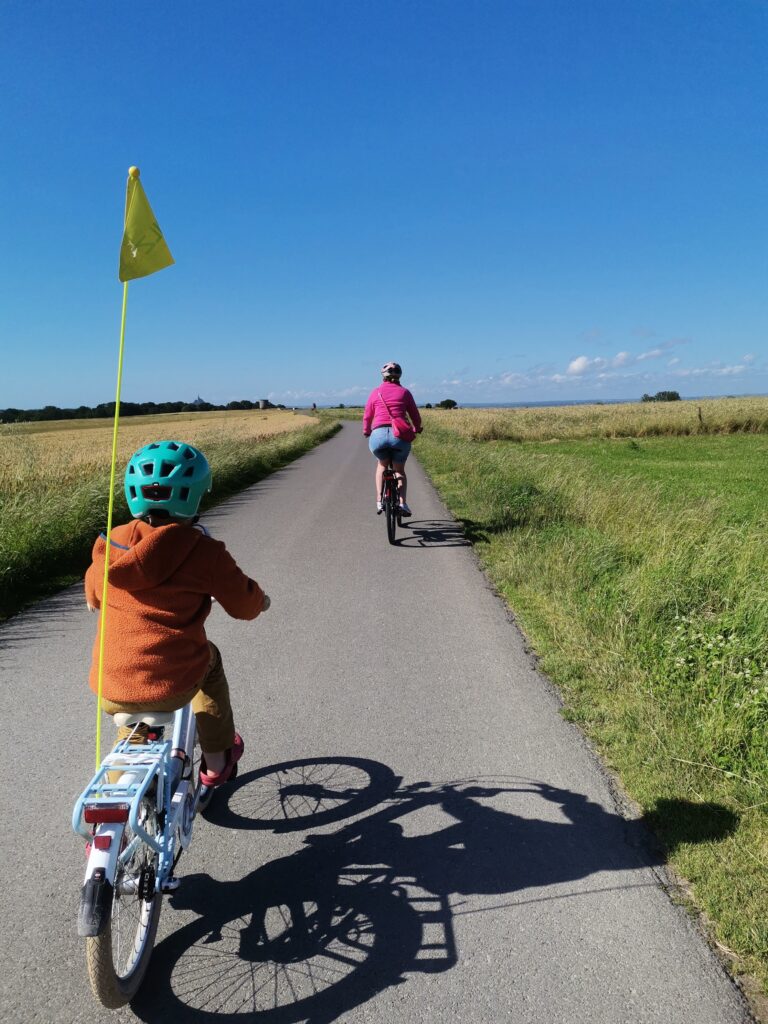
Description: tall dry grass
xmin=423 ymin=396 xmax=768 ymax=441
xmin=0 ymin=409 xmax=316 ymax=494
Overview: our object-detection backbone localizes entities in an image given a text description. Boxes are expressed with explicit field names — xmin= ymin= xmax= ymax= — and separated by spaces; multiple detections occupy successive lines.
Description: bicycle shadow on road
xmin=132 ymin=759 xmax=736 ymax=1024
xmin=393 ymin=519 xmax=471 ymax=548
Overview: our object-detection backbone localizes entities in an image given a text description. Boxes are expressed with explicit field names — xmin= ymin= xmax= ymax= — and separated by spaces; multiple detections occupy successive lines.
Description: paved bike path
xmin=0 ymin=422 xmax=752 ymax=1023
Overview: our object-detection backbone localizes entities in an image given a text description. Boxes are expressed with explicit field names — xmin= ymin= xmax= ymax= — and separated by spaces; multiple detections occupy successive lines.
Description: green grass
xmin=0 ymin=422 xmax=339 ymax=620
xmin=416 ymin=423 xmax=768 ymax=992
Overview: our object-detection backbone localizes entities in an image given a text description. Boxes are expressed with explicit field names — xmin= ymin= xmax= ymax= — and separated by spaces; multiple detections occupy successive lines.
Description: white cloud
xmin=565 ymin=338 xmax=691 ymax=375
xmin=636 ymin=347 xmax=664 ymax=362
xmin=566 ymin=356 xmax=590 ymax=376
xmin=499 ymin=371 xmax=527 ymax=385
xmin=267 ymin=384 xmax=368 ymax=403
xmin=390 ymin=342 xmax=765 ymax=403
xmin=673 ymin=364 xmax=746 ymax=378
xmin=567 ymin=355 xmax=607 ymax=376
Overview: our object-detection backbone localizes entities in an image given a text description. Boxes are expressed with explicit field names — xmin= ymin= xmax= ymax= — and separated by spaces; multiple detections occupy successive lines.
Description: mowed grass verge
xmin=415 ymin=404 xmax=768 ymax=995
xmin=0 ymin=409 xmax=339 ymax=619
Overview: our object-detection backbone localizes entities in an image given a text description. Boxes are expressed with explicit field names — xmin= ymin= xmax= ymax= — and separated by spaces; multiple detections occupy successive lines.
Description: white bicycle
xmin=72 ymin=702 xmax=217 ymax=1008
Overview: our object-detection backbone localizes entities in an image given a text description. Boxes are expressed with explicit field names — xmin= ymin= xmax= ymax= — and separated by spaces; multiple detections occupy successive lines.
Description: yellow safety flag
xmin=118 ymin=167 xmax=174 ymax=281
xmin=96 ymin=166 xmax=174 ymax=767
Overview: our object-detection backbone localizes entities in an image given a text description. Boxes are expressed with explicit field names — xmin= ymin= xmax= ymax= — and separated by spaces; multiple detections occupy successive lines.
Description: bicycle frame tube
xmin=170 ymin=704 xmax=195 ymax=786
xmin=381 ymin=463 xmax=398 ymax=499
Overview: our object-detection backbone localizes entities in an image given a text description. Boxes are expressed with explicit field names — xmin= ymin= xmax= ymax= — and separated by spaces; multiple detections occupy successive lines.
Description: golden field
xmin=0 ymin=408 xmax=335 ymax=617
xmin=0 ymin=409 xmax=316 ymax=496
xmin=420 ymin=395 xmax=768 ymax=441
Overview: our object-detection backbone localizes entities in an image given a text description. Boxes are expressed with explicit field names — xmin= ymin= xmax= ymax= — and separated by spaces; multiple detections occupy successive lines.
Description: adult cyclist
xmin=362 ymin=362 xmax=422 ymax=516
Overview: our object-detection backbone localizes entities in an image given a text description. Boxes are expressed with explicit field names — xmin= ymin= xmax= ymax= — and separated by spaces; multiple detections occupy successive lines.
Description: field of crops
xmin=421 ymin=395 xmax=768 ymax=441
xmin=0 ymin=409 xmax=337 ymax=618
xmin=0 ymin=408 xmax=316 ymax=490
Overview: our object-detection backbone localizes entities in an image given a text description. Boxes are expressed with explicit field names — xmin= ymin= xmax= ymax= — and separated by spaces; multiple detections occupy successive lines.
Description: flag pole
xmin=95 ymin=279 xmax=129 ymax=768
xmin=94 ymin=164 xmax=173 ymax=767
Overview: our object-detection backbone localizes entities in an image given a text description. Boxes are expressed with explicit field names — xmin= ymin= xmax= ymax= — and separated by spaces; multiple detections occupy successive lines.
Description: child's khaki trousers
xmin=100 ymin=642 xmax=235 ymax=753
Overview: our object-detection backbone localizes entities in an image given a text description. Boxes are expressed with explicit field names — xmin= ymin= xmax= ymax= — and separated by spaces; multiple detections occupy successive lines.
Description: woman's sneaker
xmin=398 ymin=502 xmax=412 ymax=516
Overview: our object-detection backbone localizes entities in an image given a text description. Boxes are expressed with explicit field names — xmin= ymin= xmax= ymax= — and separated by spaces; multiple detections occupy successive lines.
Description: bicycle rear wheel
xmin=85 ymin=796 xmax=162 ymax=1008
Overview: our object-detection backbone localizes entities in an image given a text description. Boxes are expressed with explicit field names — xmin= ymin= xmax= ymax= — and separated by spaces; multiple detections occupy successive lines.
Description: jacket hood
xmin=94 ymin=521 xmax=203 ymax=592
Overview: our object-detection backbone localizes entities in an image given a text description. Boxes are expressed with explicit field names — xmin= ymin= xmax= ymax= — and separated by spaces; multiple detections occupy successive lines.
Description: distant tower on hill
xmin=192 ymin=395 xmax=206 ymax=407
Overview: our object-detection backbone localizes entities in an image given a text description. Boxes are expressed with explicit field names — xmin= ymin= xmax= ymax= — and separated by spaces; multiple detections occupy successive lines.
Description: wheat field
xmin=421 ymin=396 xmax=768 ymax=441
xmin=0 ymin=408 xmax=334 ymax=617
xmin=0 ymin=409 xmax=316 ymax=496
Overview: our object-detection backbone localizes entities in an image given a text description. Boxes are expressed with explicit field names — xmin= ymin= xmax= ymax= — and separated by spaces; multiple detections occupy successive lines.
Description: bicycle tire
xmin=85 ymin=797 xmax=162 ymax=1008
xmin=386 ymin=495 xmax=397 ymax=544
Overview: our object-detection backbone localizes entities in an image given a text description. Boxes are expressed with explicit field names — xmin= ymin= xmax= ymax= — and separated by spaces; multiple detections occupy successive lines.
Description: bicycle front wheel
xmin=385 ymin=496 xmax=397 ymax=544
xmin=85 ymin=797 xmax=162 ymax=1008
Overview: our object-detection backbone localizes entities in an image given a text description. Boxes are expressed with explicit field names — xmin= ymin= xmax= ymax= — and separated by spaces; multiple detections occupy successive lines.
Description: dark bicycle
xmin=380 ymin=458 xmax=401 ymax=545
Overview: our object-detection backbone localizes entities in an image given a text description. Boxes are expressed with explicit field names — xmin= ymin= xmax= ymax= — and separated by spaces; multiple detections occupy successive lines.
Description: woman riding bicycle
xmin=363 ymin=362 xmax=422 ymax=516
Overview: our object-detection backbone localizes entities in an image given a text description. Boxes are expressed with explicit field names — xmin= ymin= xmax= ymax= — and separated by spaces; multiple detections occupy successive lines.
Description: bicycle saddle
xmin=112 ymin=711 xmax=176 ymax=728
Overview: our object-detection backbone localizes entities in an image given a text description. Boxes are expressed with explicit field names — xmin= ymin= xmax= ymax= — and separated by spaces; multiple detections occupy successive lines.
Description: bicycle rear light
xmin=83 ymin=803 xmax=130 ymax=824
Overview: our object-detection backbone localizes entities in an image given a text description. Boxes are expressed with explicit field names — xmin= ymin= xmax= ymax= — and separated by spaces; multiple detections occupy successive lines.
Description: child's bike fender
xmin=78 ymin=869 xmax=113 ymax=937
xmin=78 ymin=829 xmax=123 ymax=937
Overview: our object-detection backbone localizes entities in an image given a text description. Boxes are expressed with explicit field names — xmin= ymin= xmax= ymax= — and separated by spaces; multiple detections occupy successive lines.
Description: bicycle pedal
xmin=160 ymin=877 xmax=181 ymax=893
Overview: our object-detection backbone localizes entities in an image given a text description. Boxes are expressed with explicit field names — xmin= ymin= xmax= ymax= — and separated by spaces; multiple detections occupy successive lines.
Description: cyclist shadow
xmin=132 ymin=766 xmax=734 ymax=1023
xmin=394 ymin=519 xmax=471 ymax=548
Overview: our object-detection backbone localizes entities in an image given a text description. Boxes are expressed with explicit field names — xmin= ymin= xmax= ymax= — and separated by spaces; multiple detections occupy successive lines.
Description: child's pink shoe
xmin=200 ymin=733 xmax=244 ymax=787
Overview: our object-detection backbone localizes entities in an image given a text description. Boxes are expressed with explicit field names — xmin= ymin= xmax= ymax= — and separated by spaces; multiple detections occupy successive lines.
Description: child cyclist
xmin=85 ymin=440 xmax=269 ymax=785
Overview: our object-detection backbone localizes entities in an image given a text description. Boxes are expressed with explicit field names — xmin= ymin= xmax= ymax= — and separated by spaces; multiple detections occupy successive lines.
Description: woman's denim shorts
xmin=368 ymin=426 xmax=411 ymax=463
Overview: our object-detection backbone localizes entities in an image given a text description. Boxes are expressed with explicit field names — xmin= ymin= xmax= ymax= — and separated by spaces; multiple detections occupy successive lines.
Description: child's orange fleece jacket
xmin=85 ymin=520 xmax=266 ymax=704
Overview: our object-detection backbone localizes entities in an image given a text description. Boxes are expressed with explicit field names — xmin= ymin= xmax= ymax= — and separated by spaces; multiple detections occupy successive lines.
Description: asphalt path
xmin=0 ymin=422 xmax=753 ymax=1023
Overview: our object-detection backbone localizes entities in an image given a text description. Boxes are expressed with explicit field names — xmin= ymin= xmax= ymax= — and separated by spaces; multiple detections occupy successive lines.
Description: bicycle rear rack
xmin=72 ymin=738 xmax=171 ymax=851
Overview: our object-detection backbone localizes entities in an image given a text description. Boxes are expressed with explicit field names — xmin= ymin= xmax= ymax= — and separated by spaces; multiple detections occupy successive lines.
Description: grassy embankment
xmin=411 ymin=398 xmax=768 ymax=994
xmin=0 ymin=409 xmax=339 ymax=619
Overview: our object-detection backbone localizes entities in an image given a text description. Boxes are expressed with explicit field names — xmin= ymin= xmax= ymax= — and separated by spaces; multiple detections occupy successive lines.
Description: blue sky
xmin=2 ymin=0 xmax=766 ymax=407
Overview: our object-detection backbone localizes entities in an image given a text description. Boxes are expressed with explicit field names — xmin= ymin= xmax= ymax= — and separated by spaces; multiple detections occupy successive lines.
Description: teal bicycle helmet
xmin=125 ymin=440 xmax=212 ymax=519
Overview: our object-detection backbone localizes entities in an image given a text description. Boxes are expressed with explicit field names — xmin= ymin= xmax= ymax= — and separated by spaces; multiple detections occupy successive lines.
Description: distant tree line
xmin=641 ymin=391 xmax=681 ymax=403
xmin=421 ymin=400 xmax=458 ymax=409
xmin=0 ymin=399 xmax=286 ymax=423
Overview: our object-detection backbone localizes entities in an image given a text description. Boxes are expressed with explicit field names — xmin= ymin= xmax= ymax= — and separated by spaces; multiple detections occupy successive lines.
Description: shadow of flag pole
xmin=94 ymin=166 xmax=175 ymax=768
